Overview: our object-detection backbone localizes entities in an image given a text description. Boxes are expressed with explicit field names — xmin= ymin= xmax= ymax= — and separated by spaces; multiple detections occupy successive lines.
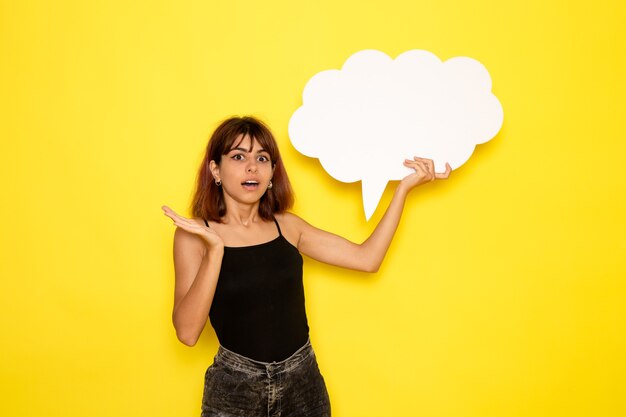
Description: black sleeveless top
xmin=204 ymin=217 xmax=309 ymax=362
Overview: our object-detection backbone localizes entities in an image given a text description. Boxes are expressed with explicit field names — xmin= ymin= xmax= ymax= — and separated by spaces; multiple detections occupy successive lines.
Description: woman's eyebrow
xmin=229 ymin=147 xmax=268 ymax=154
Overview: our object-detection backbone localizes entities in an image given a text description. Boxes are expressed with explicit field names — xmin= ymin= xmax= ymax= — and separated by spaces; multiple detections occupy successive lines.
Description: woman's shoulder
xmin=274 ymin=212 xmax=307 ymax=248
xmin=275 ymin=211 xmax=306 ymax=227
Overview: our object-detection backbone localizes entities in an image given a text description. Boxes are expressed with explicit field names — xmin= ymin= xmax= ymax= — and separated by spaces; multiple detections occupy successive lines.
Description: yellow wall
xmin=1 ymin=1 xmax=625 ymax=416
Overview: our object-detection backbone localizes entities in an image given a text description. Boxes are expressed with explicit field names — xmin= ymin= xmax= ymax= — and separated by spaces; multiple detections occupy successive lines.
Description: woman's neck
xmin=222 ymin=200 xmax=262 ymax=227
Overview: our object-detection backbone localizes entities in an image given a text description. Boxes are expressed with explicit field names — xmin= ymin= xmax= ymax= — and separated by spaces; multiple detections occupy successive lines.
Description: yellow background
xmin=1 ymin=0 xmax=625 ymax=416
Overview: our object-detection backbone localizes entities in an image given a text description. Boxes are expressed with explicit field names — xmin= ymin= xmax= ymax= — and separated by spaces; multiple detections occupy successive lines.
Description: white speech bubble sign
xmin=289 ymin=49 xmax=504 ymax=220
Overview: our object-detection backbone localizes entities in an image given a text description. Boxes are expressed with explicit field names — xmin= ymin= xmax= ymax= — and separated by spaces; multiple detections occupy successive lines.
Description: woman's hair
xmin=191 ymin=116 xmax=294 ymax=222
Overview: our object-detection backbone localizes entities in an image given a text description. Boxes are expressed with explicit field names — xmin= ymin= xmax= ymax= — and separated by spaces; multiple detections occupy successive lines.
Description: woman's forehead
xmin=229 ymin=134 xmax=266 ymax=152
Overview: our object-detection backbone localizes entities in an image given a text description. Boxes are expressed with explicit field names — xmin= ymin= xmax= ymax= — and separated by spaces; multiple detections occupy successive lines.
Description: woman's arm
xmin=163 ymin=206 xmax=224 ymax=346
xmin=286 ymin=158 xmax=451 ymax=272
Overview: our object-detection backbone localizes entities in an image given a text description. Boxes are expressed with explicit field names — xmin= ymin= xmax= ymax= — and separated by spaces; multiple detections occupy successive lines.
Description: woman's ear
xmin=209 ymin=160 xmax=220 ymax=182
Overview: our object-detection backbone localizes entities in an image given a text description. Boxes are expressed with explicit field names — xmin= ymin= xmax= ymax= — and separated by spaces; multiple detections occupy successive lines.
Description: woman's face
xmin=210 ymin=134 xmax=274 ymax=207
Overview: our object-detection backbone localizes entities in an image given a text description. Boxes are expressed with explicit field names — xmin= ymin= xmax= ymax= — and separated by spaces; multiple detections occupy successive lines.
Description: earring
xmin=215 ymin=179 xmax=222 ymax=186
xmin=267 ymin=180 xmax=273 ymax=190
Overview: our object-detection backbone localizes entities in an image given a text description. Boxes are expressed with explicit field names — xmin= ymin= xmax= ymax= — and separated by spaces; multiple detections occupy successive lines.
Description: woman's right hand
xmin=161 ymin=205 xmax=224 ymax=249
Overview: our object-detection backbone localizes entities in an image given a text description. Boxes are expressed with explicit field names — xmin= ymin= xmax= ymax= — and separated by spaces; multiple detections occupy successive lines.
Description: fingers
xmin=414 ymin=156 xmax=434 ymax=170
xmin=162 ymin=205 xmax=200 ymax=228
xmin=162 ymin=206 xmax=186 ymax=221
xmin=409 ymin=156 xmax=435 ymax=181
xmin=435 ymin=162 xmax=452 ymax=179
xmin=162 ymin=206 xmax=182 ymax=222
xmin=403 ymin=158 xmax=451 ymax=180
xmin=404 ymin=159 xmax=428 ymax=175
xmin=403 ymin=159 xmax=427 ymax=178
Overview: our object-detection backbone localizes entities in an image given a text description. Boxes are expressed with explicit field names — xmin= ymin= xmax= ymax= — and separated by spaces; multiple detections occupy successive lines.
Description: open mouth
xmin=241 ymin=180 xmax=260 ymax=190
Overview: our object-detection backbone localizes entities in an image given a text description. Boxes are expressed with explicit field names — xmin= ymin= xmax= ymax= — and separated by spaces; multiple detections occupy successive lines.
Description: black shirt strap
xmin=272 ymin=217 xmax=282 ymax=236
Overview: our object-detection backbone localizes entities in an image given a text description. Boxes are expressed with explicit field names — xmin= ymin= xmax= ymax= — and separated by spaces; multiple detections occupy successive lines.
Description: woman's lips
xmin=241 ymin=180 xmax=259 ymax=191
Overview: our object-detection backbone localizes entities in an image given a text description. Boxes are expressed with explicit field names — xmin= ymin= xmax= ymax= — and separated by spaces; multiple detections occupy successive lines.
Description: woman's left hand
xmin=400 ymin=157 xmax=451 ymax=192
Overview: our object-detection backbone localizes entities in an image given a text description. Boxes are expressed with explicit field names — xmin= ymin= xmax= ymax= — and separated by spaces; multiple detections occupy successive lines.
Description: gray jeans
xmin=201 ymin=339 xmax=331 ymax=417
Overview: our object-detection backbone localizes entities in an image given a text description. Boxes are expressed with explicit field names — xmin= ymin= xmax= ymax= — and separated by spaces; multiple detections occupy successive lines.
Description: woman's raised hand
xmin=400 ymin=157 xmax=451 ymax=192
xmin=161 ymin=205 xmax=224 ymax=249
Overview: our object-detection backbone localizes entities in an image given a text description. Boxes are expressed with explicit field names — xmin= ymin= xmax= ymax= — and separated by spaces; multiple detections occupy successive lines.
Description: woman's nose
xmin=247 ymin=163 xmax=257 ymax=173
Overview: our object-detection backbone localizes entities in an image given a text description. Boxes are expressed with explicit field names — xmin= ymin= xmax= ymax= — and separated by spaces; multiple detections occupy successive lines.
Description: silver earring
xmin=267 ymin=180 xmax=273 ymax=190
xmin=215 ymin=179 xmax=222 ymax=186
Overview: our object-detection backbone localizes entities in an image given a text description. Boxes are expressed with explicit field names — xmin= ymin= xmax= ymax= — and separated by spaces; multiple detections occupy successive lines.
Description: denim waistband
xmin=214 ymin=338 xmax=314 ymax=377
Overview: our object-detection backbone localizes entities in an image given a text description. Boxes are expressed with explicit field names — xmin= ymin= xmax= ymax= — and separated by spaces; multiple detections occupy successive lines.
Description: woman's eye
xmin=232 ymin=154 xmax=244 ymax=161
xmin=257 ymin=155 xmax=270 ymax=162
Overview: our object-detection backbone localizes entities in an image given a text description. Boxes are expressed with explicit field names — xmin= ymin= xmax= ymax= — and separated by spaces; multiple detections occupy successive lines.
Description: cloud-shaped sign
xmin=288 ymin=49 xmax=503 ymax=220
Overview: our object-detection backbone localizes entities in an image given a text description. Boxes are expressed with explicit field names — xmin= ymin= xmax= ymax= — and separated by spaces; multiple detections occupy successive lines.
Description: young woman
xmin=162 ymin=116 xmax=450 ymax=417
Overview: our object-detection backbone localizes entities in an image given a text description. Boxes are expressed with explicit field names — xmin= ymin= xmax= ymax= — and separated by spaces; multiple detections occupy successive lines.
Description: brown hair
xmin=191 ymin=116 xmax=294 ymax=222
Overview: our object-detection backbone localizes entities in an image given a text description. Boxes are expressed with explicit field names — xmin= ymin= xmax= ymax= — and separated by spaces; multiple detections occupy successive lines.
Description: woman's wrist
xmin=395 ymin=182 xmax=410 ymax=200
